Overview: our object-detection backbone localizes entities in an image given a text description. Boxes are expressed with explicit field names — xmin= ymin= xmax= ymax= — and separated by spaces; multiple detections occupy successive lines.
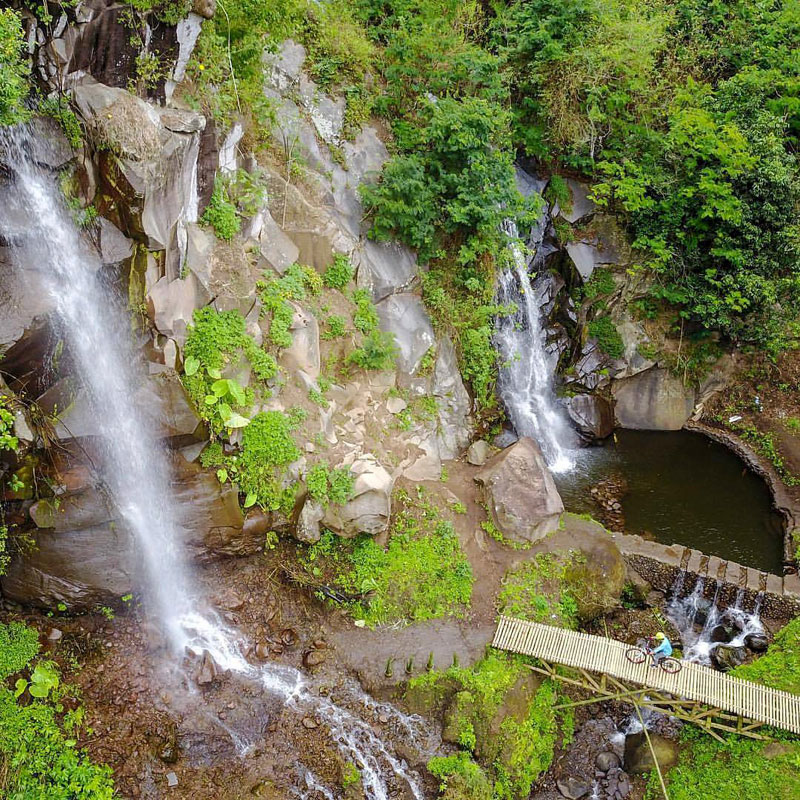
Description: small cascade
xmin=0 ymin=127 xmax=433 ymax=800
xmin=665 ymin=574 xmax=765 ymax=666
xmin=495 ymin=218 xmax=576 ymax=472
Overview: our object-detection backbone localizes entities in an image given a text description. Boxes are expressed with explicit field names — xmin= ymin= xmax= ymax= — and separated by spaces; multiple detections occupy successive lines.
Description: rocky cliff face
xmin=0 ymin=11 xmax=473 ymax=608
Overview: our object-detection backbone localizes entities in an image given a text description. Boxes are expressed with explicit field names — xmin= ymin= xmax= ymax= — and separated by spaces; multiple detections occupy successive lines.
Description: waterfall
xmin=495 ymin=218 xmax=575 ymax=472
xmin=0 ymin=129 xmax=429 ymax=800
xmin=665 ymin=574 xmax=765 ymax=666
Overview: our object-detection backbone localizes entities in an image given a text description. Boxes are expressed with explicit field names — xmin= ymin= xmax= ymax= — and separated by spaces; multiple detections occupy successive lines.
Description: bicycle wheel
xmin=625 ymin=647 xmax=647 ymax=665
xmin=661 ymin=657 xmax=682 ymax=674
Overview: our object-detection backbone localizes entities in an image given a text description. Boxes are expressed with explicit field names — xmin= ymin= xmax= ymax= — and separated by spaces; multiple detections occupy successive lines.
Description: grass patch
xmin=299 ymin=489 xmax=472 ymax=625
xmin=732 ymin=615 xmax=800 ymax=693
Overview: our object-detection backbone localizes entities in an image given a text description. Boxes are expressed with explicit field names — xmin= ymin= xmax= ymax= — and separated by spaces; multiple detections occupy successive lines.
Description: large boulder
xmin=375 ymin=293 xmax=435 ymax=377
xmin=73 ymin=80 xmax=204 ymax=255
xmin=612 ymin=368 xmax=695 ymax=430
xmin=528 ymin=515 xmax=627 ymax=621
xmin=1 ymin=521 xmax=136 ymax=608
xmin=475 ymin=437 xmax=563 ymax=546
xmin=565 ymin=394 xmax=614 ymax=441
xmin=322 ymin=455 xmax=393 ymax=537
xmin=623 ymin=733 xmax=679 ymax=775
xmin=354 ymin=239 xmax=417 ymax=302
xmin=431 ymin=336 xmax=472 ymax=459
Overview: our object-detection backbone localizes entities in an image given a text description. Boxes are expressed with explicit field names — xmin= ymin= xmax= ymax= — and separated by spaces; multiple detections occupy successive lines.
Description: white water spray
xmin=0 ymin=129 xmax=429 ymax=800
xmin=495 ymin=218 xmax=575 ymax=472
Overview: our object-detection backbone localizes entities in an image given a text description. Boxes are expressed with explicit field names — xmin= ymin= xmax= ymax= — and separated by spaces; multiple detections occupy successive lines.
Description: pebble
xmin=47 ymin=628 xmax=63 ymax=641
xmin=378 ymin=714 xmax=389 ymax=724
xmin=302 ymin=717 xmax=318 ymax=729
xmin=166 ymin=772 xmax=178 ymax=788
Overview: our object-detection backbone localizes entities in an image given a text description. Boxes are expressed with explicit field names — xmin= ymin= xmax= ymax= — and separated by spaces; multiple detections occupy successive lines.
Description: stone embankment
xmin=617 ymin=532 xmax=800 ymax=618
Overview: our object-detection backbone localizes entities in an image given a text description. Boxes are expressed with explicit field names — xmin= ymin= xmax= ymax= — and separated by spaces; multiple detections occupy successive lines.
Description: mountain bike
xmin=625 ymin=646 xmax=682 ymax=674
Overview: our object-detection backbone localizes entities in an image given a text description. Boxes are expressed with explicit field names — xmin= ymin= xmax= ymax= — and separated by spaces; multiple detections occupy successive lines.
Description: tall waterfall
xmin=495 ymin=218 xmax=575 ymax=472
xmin=0 ymin=130 xmax=429 ymax=800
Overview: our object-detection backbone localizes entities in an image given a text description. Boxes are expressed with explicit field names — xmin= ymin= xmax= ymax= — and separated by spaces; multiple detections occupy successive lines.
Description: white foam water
xmin=0 ymin=128 xmax=429 ymax=800
xmin=495 ymin=218 xmax=575 ymax=472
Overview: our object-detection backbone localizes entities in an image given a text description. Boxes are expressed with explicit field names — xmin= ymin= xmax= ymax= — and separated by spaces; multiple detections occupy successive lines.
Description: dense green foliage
xmin=408 ymin=651 xmax=572 ymax=800
xmin=497 ymin=553 xmax=581 ymax=630
xmin=323 ymin=253 xmax=355 ymax=290
xmin=732 ymin=615 xmax=800 ymax=693
xmin=0 ymin=9 xmax=29 ymax=127
xmin=305 ymin=462 xmax=355 ymax=506
xmin=654 ymin=728 xmax=800 ymax=800
xmin=0 ymin=623 xmax=116 ymax=799
xmin=300 ymin=489 xmax=472 ymax=625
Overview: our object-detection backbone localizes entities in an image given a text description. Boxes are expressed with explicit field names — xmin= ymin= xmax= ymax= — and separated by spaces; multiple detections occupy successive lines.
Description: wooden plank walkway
xmin=492 ymin=616 xmax=800 ymax=735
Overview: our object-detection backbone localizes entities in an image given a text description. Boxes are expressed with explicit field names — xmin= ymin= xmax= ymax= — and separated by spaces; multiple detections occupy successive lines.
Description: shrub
xmin=0 ymin=623 xmax=39 ymax=681
xmin=305 ymin=463 xmax=354 ymax=506
xmin=322 ymin=315 xmax=347 ymax=340
xmin=351 ymin=288 xmax=379 ymax=334
xmin=587 ymin=316 xmax=624 ymax=360
xmin=323 ymin=253 xmax=355 ymax=289
xmin=346 ymin=330 xmax=398 ymax=371
xmin=201 ymin=177 xmax=240 ymax=241
xmin=0 ymin=9 xmax=30 ymax=127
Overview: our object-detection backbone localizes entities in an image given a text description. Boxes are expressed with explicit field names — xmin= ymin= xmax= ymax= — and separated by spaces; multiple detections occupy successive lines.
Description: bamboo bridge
xmin=492 ymin=616 xmax=800 ymax=740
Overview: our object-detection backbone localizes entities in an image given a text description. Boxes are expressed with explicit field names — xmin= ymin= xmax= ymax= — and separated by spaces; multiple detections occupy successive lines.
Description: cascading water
xmin=0 ymin=129 xmax=430 ymax=800
xmin=665 ymin=574 xmax=765 ymax=665
xmin=495 ymin=218 xmax=575 ymax=472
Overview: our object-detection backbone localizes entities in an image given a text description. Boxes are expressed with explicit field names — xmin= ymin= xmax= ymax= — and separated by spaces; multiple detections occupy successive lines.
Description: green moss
xmin=498 ymin=554 xmax=581 ymax=630
xmin=587 ymin=316 xmax=624 ymax=359
xmin=299 ymin=490 xmax=472 ymax=625
xmin=409 ymin=651 xmax=571 ymax=800
xmin=305 ymin=463 xmax=354 ymax=506
xmin=323 ymin=253 xmax=355 ymax=289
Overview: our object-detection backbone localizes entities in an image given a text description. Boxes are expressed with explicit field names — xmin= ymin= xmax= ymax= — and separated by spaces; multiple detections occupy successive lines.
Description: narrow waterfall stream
xmin=0 ymin=130 xmax=430 ymax=800
xmin=495 ymin=218 xmax=575 ymax=472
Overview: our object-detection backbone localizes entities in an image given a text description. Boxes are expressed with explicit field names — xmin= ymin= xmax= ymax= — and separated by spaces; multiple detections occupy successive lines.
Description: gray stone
xmin=596 ymin=751 xmax=621 ymax=772
xmin=386 ymin=396 xmax=407 ymax=414
xmin=467 ymin=440 xmax=492 ymax=466
xmin=556 ymin=777 xmax=591 ymax=799
xmin=24 ymin=116 xmax=73 ymax=169
xmin=30 ymin=489 xmax=115 ymax=532
xmin=569 ymin=341 xmax=611 ymax=392
xmin=134 ymin=370 xmax=201 ymax=438
xmin=613 ymin=368 xmax=696 ymax=430
xmin=566 ymin=394 xmax=614 ymax=440
xmin=475 ymin=437 xmax=564 ymax=546
xmin=561 ymin=178 xmax=596 ymax=224
xmin=258 ymin=208 xmax=300 ymax=274
xmin=624 ymin=732 xmax=679 ymax=774
xmin=296 ymin=498 xmax=325 ymax=544
xmin=147 ymin=270 xmax=211 ymax=345
xmin=376 ymin=293 xmax=435 ymax=377
xmin=279 ymin=303 xmax=320 ymax=378
xmin=745 ymin=632 xmax=769 ymax=652
xmin=565 ymin=241 xmax=600 ymax=282
xmin=192 ymin=0 xmax=216 ymax=19
xmin=432 ymin=336 xmax=472 ymax=459
xmin=711 ymin=644 xmax=747 ymax=671
xmin=322 ymin=455 xmax=393 ymax=537
xmin=354 ymin=239 xmax=417 ymax=302
xmin=96 ymin=217 xmax=133 ymax=264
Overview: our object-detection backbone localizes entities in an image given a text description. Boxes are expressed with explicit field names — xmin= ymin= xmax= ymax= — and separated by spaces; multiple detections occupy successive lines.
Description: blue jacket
xmin=652 ymin=638 xmax=673 ymax=657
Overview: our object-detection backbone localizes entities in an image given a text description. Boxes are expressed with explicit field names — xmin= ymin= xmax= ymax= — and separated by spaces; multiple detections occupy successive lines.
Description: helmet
xmin=654 ymin=632 xmax=666 ymax=641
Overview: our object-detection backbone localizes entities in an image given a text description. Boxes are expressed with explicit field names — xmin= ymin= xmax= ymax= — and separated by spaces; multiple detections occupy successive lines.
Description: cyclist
xmin=649 ymin=632 xmax=673 ymax=668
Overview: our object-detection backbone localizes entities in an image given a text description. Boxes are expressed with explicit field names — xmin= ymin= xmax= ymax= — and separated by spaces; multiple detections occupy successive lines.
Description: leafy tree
xmin=0 ymin=8 xmax=30 ymax=127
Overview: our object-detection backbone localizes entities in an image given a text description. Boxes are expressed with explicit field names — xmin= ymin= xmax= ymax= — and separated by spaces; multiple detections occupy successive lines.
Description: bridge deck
xmin=492 ymin=616 xmax=800 ymax=734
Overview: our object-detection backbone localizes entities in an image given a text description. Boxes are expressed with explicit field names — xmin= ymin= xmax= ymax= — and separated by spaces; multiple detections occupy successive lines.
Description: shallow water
xmin=555 ymin=429 xmax=784 ymax=573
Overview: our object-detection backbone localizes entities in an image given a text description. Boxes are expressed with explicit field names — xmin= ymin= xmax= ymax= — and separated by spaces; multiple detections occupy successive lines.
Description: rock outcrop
xmin=565 ymin=394 xmax=614 ymax=441
xmin=475 ymin=438 xmax=564 ymax=546
xmin=613 ymin=367 xmax=695 ymax=430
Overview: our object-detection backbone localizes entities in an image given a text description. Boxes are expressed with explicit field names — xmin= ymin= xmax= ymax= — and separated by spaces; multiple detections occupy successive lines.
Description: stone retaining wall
xmin=614 ymin=532 xmax=800 ymax=619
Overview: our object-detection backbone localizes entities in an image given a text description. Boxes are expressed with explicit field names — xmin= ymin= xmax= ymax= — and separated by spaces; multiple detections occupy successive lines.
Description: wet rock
xmin=303 ymin=649 xmax=327 ymax=668
xmin=254 ymin=642 xmax=271 ymax=660
xmin=322 ymin=455 xmax=393 ymax=537
xmin=556 ymin=777 xmax=591 ymax=799
xmin=30 ymin=488 xmax=115 ymax=532
xmin=710 ymin=624 xmax=734 ymax=644
xmin=474 ymin=437 xmax=564 ymax=546
xmin=624 ymin=732 xmax=679 ymax=774
xmin=566 ymin=394 xmax=614 ymax=441
xmin=134 ymin=370 xmax=201 ymax=438
xmin=196 ymin=650 xmax=219 ymax=685
xmin=712 ymin=644 xmax=747 ymax=671
xmin=96 ymin=217 xmax=133 ymax=265
xmin=466 ymin=440 xmax=492 ymax=466
xmin=612 ymin=368 xmax=695 ymax=431
xmin=745 ymin=632 xmax=769 ymax=652
xmin=493 ymin=429 xmax=518 ymax=449
xmin=596 ymin=751 xmax=621 ymax=772
xmin=375 ymin=293 xmax=435 ymax=376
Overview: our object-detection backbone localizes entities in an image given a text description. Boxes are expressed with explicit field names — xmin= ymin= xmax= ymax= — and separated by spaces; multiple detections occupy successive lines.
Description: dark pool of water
xmin=554 ymin=429 xmax=785 ymax=573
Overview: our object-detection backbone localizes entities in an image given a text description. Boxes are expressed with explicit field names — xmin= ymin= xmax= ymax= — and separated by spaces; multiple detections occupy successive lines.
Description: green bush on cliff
xmin=0 ymin=8 xmax=29 ymax=127
xmin=587 ymin=315 xmax=625 ymax=360
xmin=408 ymin=651 xmax=571 ymax=800
xmin=201 ymin=177 xmax=240 ymax=241
xmin=300 ymin=489 xmax=472 ymax=625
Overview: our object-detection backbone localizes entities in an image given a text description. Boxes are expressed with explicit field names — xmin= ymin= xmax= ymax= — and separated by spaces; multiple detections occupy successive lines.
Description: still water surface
xmin=555 ymin=429 xmax=784 ymax=573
